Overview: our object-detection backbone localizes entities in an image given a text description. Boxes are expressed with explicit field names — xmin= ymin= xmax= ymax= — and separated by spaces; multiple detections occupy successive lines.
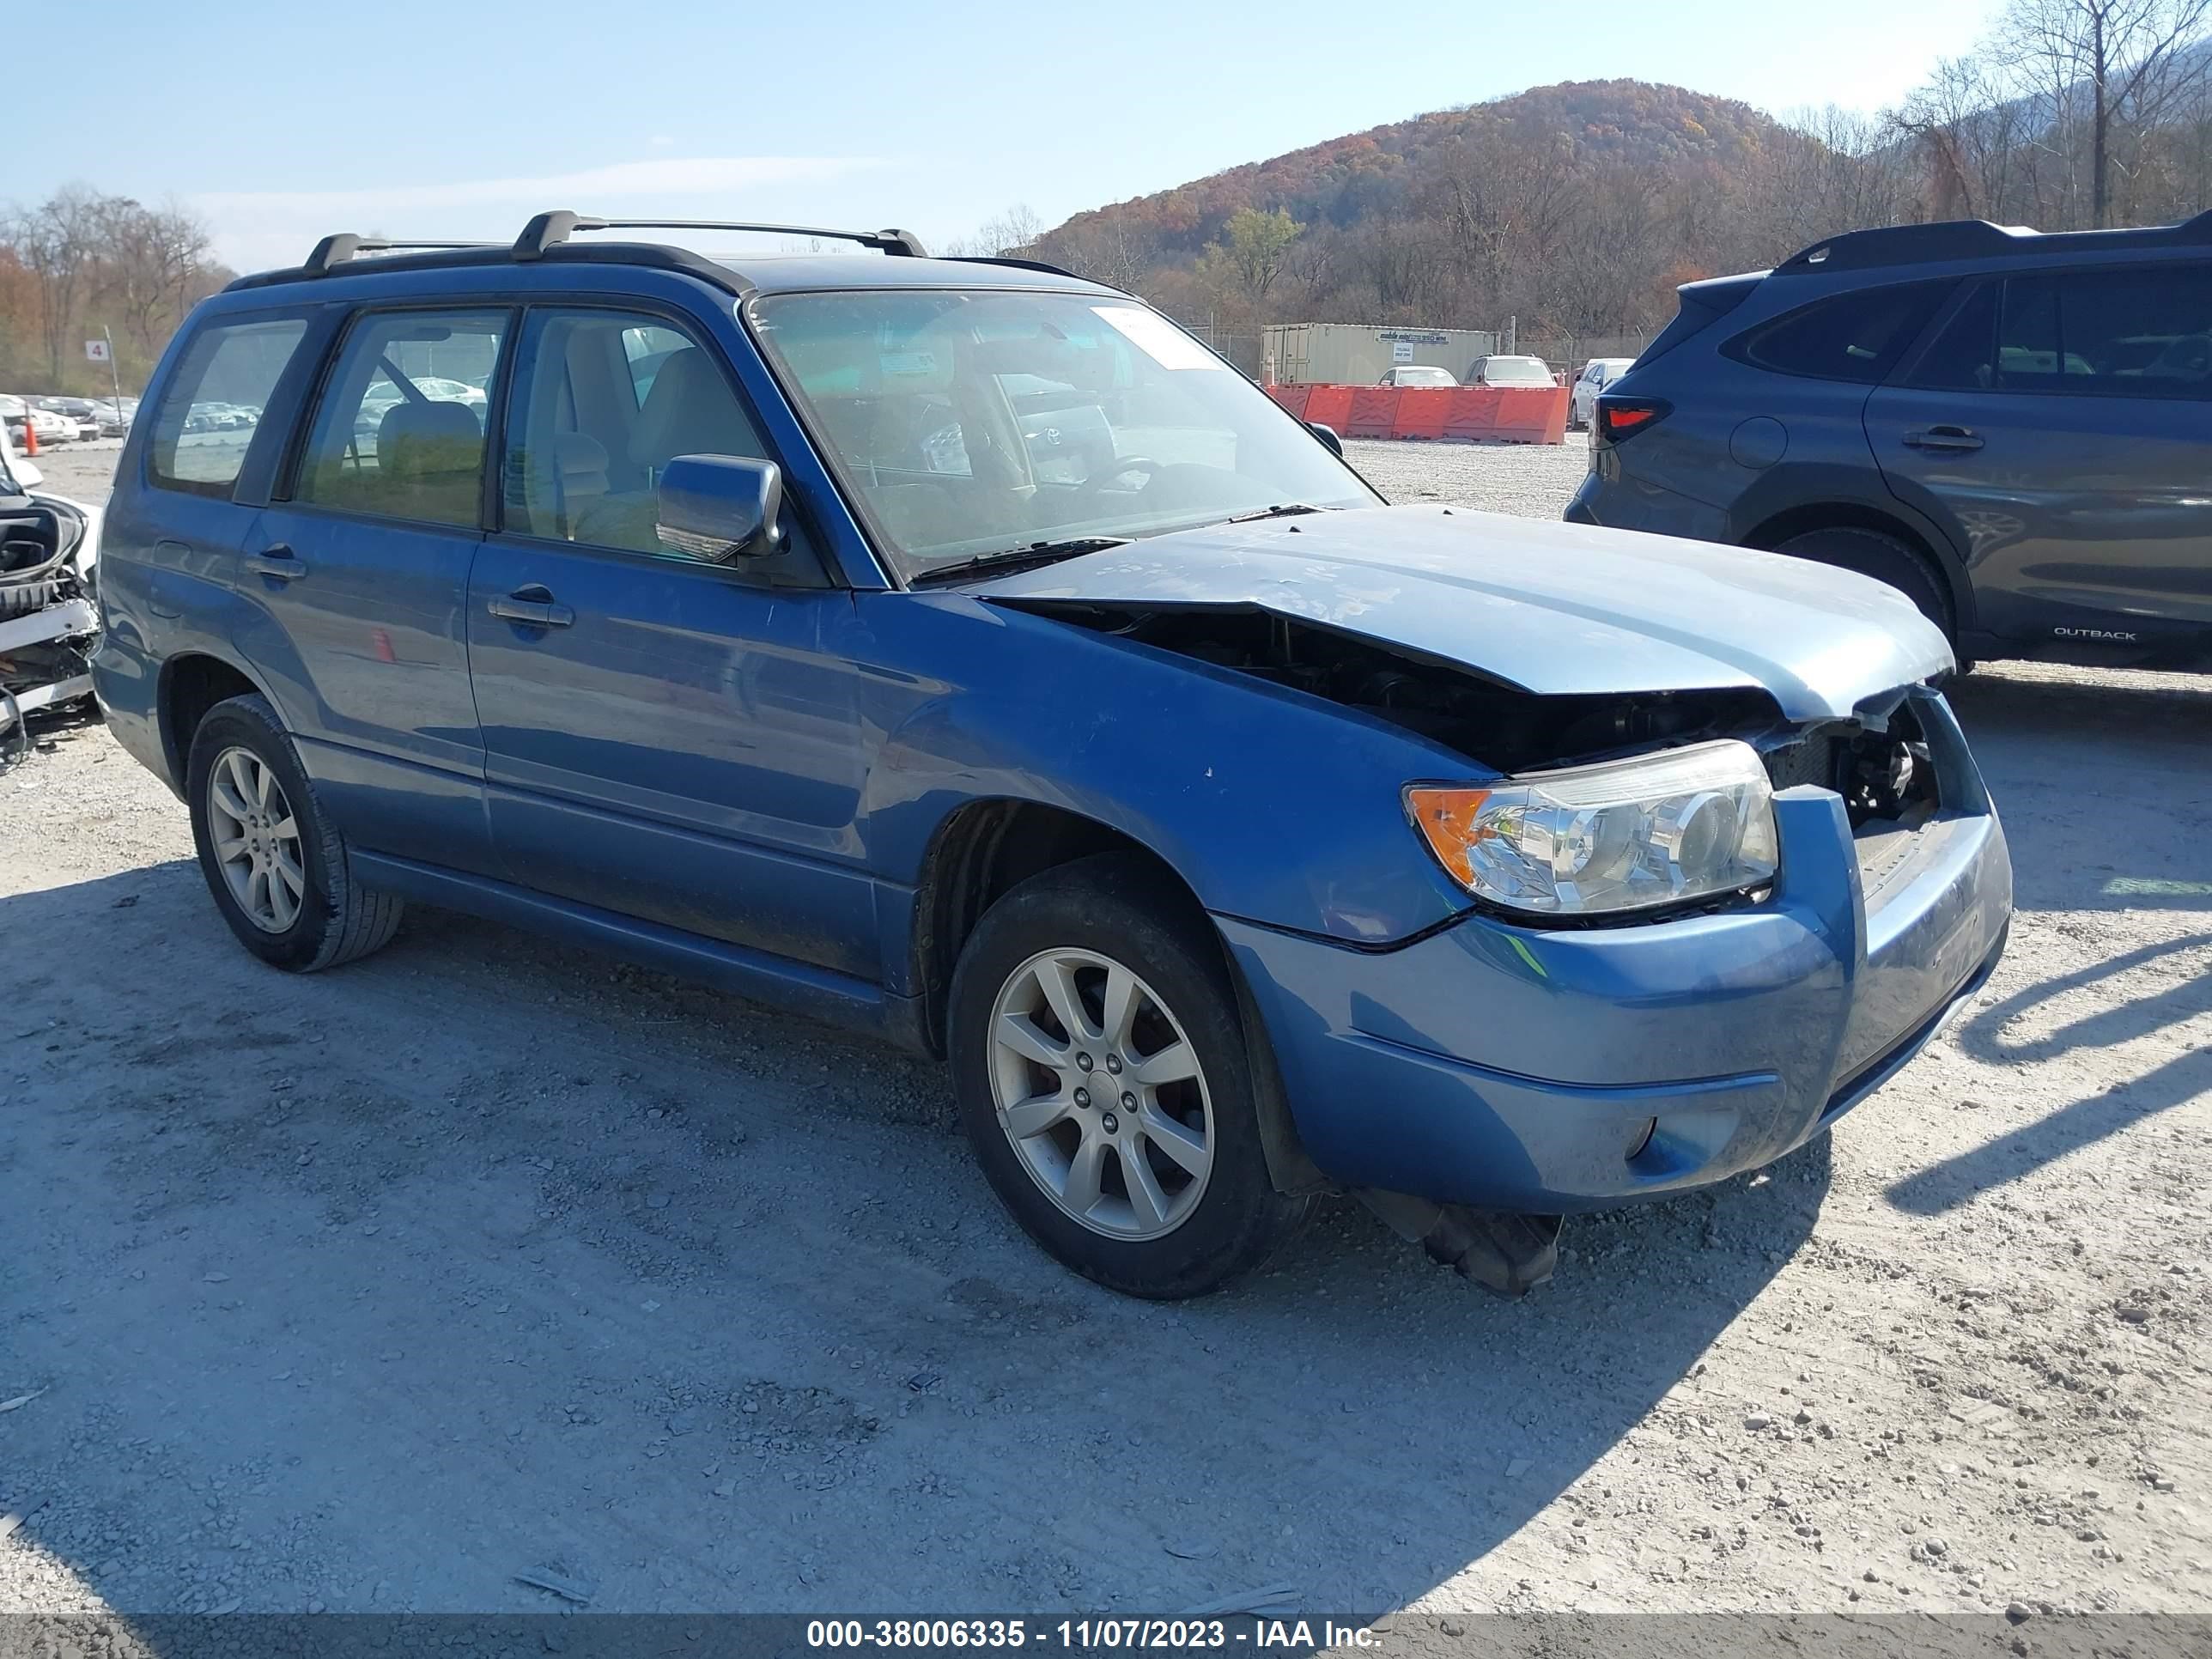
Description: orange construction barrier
xmin=1491 ymin=386 xmax=1571 ymax=445
xmin=1271 ymin=382 xmax=1570 ymax=444
xmin=1345 ymin=386 xmax=1401 ymax=439
xmin=1301 ymin=384 xmax=1354 ymax=431
xmin=1442 ymin=387 xmax=1502 ymax=441
xmin=1389 ymin=387 xmax=1454 ymax=441
xmin=19 ymin=415 xmax=36 ymax=457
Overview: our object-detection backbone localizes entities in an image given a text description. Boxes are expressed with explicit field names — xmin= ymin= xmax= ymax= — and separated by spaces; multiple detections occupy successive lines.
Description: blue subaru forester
xmin=93 ymin=213 xmax=2013 ymax=1298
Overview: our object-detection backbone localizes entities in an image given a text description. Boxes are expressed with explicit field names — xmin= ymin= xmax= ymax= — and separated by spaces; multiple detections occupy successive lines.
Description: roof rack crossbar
xmin=302 ymin=234 xmax=500 ymax=276
xmin=513 ymin=210 xmax=929 ymax=262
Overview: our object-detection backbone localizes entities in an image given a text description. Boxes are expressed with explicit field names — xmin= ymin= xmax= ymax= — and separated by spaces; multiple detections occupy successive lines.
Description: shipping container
xmin=1261 ymin=323 xmax=1503 ymax=387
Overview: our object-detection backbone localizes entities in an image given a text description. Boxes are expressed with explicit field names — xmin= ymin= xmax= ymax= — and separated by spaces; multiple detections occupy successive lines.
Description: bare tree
xmin=944 ymin=204 xmax=1047 ymax=259
xmin=1049 ymin=219 xmax=1158 ymax=291
xmin=1997 ymin=0 xmax=2212 ymax=225
xmin=6 ymin=186 xmax=105 ymax=382
xmin=1893 ymin=55 xmax=2034 ymax=219
xmin=95 ymin=198 xmax=217 ymax=357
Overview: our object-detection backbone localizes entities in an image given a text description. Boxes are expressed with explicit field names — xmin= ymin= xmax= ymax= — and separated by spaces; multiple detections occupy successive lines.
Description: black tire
xmin=948 ymin=853 xmax=1313 ymax=1299
xmin=185 ymin=692 xmax=404 ymax=971
xmin=1771 ymin=526 xmax=1955 ymax=643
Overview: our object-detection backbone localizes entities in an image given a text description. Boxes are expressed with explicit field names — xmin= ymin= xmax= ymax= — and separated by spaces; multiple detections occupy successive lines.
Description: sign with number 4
xmin=85 ymin=339 xmax=111 ymax=363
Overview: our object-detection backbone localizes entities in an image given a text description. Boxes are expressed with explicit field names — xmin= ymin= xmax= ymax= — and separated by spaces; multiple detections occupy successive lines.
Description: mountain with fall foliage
xmin=1042 ymin=80 xmax=1802 ymax=267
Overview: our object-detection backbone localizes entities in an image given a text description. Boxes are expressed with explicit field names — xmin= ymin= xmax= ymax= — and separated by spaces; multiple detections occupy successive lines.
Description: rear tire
xmin=1771 ymin=526 xmax=1955 ymax=644
xmin=948 ymin=854 xmax=1312 ymax=1298
xmin=185 ymin=693 xmax=404 ymax=971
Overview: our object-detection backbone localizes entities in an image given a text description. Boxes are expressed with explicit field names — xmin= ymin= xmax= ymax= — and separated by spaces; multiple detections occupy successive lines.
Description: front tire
xmin=948 ymin=854 xmax=1311 ymax=1298
xmin=185 ymin=693 xmax=404 ymax=971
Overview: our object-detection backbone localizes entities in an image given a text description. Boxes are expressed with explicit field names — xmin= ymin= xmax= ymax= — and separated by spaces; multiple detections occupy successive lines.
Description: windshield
xmin=750 ymin=289 xmax=1379 ymax=578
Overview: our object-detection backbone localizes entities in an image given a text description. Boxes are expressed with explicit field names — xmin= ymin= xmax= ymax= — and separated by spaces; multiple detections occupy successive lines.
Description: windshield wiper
xmin=1222 ymin=502 xmax=1335 ymax=524
xmin=908 ymin=536 xmax=1133 ymax=586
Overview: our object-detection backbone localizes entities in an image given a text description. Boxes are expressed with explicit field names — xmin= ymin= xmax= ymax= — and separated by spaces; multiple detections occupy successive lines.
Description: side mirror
xmin=656 ymin=454 xmax=784 ymax=562
xmin=1307 ymin=422 xmax=1343 ymax=458
xmin=12 ymin=459 xmax=43 ymax=489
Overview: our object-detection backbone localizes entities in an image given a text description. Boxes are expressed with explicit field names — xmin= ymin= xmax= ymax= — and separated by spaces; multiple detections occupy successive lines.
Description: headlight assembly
xmin=1407 ymin=739 xmax=1778 ymax=918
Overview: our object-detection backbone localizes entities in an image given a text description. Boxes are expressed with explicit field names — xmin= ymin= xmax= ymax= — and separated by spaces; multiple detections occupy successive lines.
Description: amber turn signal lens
xmin=1405 ymin=786 xmax=1492 ymax=888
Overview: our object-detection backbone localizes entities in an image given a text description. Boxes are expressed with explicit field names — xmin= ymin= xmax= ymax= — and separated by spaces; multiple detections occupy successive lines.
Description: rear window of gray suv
xmin=1731 ymin=282 xmax=1948 ymax=385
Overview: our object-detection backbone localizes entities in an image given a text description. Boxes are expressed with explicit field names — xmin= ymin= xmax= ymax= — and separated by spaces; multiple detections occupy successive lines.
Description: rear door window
xmin=1735 ymin=283 xmax=1950 ymax=384
xmin=1900 ymin=282 xmax=2001 ymax=390
xmin=289 ymin=308 xmax=507 ymax=526
xmin=147 ymin=317 xmax=309 ymax=498
xmin=1994 ymin=266 xmax=2212 ymax=397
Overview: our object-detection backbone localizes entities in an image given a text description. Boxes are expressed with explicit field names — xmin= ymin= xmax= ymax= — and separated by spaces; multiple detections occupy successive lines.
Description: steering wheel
xmin=1079 ymin=457 xmax=1164 ymax=496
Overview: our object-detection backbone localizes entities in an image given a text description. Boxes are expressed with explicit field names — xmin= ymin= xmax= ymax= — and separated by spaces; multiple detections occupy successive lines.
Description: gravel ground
xmin=3 ymin=437 xmax=2209 ymax=1622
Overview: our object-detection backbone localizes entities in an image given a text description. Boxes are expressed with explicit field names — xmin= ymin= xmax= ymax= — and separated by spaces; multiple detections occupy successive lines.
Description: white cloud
xmin=193 ymin=155 xmax=884 ymax=270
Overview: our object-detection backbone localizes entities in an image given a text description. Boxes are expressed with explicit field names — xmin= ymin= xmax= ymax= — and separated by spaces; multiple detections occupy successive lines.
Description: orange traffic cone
xmin=19 ymin=416 xmax=36 ymax=457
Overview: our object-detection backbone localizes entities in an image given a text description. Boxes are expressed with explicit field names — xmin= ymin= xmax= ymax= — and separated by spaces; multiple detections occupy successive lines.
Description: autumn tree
xmin=0 ymin=186 xmax=228 ymax=391
xmin=1193 ymin=208 xmax=1302 ymax=308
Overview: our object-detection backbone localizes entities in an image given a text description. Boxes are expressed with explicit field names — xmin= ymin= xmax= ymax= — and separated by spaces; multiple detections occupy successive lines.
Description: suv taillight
xmin=1595 ymin=398 xmax=1670 ymax=444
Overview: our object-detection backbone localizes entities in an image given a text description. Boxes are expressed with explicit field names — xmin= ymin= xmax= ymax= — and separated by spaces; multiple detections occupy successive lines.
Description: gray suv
xmin=1568 ymin=214 xmax=2212 ymax=670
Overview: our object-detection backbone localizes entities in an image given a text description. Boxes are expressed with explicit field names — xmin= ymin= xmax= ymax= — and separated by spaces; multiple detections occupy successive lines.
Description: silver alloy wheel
xmin=987 ymin=947 xmax=1214 ymax=1240
xmin=207 ymin=745 xmax=307 ymax=934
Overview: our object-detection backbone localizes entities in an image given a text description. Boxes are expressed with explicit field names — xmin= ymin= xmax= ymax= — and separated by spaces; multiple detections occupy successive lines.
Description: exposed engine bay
xmin=0 ymin=495 xmax=100 ymax=769
xmin=1008 ymin=599 xmax=1939 ymax=830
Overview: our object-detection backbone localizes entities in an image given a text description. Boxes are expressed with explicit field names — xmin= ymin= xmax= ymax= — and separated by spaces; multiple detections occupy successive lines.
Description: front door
xmin=466 ymin=305 xmax=878 ymax=979
xmin=240 ymin=305 xmax=511 ymax=871
xmin=1868 ymin=265 xmax=2212 ymax=652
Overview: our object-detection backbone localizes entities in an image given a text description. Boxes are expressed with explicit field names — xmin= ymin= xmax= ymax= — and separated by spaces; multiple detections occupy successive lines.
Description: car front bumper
xmin=1222 ymin=690 xmax=2013 ymax=1212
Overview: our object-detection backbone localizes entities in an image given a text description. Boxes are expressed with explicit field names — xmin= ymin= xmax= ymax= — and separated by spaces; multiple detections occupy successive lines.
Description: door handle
xmin=246 ymin=544 xmax=307 ymax=581
xmin=487 ymin=587 xmax=574 ymax=629
xmin=1903 ymin=425 xmax=1984 ymax=452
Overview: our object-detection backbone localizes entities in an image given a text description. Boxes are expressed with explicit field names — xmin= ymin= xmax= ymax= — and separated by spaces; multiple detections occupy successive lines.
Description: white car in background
xmin=1376 ymin=364 xmax=1459 ymax=388
xmin=1570 ymin=356 xmax=1638 ymax=428
xmin=3 ymin=398 xmax=75 ymax=446
xmin=1464 ymin=355 xmax=1557 ymax=389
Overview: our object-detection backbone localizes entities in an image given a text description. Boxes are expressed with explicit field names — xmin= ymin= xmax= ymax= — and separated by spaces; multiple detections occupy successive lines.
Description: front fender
xmin=850 ymin=591 xmax=1478 ymax=945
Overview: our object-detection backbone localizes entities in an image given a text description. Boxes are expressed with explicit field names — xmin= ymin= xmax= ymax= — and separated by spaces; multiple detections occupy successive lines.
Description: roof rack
xmin=951 ymin=254 xmax=1084 ymax=282
xmin=301 ymin=234 xmax=500 ymax=276
xmin=512 ymin=210 xmax=929 ymax=262
xmin=1778 ymin=208 xmax=2212 ymax=276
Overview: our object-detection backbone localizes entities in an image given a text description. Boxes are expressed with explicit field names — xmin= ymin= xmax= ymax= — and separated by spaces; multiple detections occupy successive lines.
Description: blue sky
xmin=18 ymin=0 xmax=1995 ymax=272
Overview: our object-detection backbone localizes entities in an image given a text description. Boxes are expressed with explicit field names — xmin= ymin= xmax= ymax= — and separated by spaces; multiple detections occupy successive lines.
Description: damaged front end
xmin=1004 ymin=599 xmax=1939 ymax=836
xmin=1003 ymin=599 xmax=1954 ymax=1297
xmin=1 ymin=495 xmax=100 ymax=765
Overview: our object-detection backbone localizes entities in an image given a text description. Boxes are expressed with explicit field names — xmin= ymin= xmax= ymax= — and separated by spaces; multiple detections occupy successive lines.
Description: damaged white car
xmin=0 ymin=422 xmax=102 ymax=759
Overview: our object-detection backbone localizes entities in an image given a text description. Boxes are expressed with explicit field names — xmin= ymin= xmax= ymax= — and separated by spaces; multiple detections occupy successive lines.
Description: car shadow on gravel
xmin=1898 ymin=668 xmax=2211 ymax=1216
xmin=1948 ymin=670 xmax=2212 ymax=911
xmin=1887 ymin=931 xmax=2212 ymax=1216
xmin=3 ymin=858 xmax=1827 ymax=1617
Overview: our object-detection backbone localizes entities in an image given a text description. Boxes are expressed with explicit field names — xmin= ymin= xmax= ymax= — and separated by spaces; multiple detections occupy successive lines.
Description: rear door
xmin=112 ymin=311 xmax=317 ymax=651
xmin=465 ymin=304 xmax=878 ymax=977
xmin=1866 ymin=264 xmax=2212 ymax=651
xmin=239 ymin=305 xmax=510 ymax=871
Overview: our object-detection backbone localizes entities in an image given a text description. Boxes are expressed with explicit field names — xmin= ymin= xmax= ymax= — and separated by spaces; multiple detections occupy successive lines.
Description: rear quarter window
xmin=1730 ymin=282 xmax=1951 ymax=385
xmin=146 ymin=317 xmax=309 ymax=498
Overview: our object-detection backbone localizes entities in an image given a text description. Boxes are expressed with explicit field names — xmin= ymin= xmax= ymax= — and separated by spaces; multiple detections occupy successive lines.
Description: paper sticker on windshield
xmin=1092 ymin=307 xmax=1224 ymax=371
xmin=879 ymin=350 xmax=938 ymax=378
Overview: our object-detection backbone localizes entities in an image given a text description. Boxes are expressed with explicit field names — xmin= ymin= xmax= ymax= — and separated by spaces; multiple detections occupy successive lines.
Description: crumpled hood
xmin=974 ymin=504 xmax=1953 ymax=722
